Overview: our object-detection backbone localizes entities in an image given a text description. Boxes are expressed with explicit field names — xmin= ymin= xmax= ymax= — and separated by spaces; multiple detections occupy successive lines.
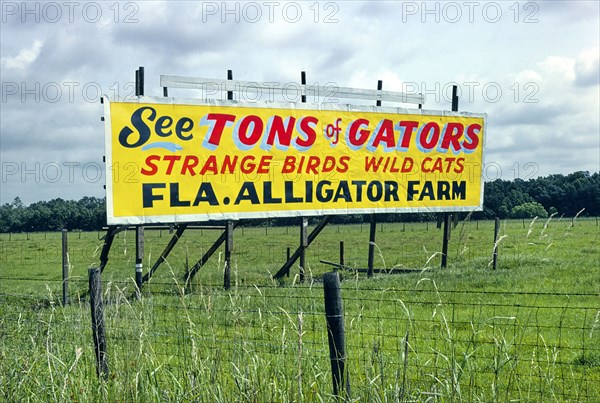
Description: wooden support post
xmin=184 ymin=223 xmax=238 ymax=285
xmin=286 ymin=247 xmax=291 ymax=276
xmin=89 ymin=268 xmax=108 ymax=379
xmin=323 ymin=272 xmax=350 ymax=400
xmin=62 ymin=229 xmax=68 ymax=306
xmin=441 ymin=85 xmax=459 ymax=270
xmin=273 ymin=216 xmax=331 ymax=279
xmin=299 ymin=217 xmax=308 ymax=283
xmin=224 ymin=220 xmax=234 ymax=290
xmin=145 ymin=224 xmax=187 ymax=284
xmin=367 ymin=214 xmax=376 ymax=277
xmin=135 ymin=226 xmax=144 ymax=297
xmin=339 ymin=241 xmax=344 ymax=267
xmin=99 ymin=226 xmax=118 ymax=273
xmin=441 ymin=213 xmax=451 ymax=269
xmin=492 ymin=217 xmax=500 ymax=270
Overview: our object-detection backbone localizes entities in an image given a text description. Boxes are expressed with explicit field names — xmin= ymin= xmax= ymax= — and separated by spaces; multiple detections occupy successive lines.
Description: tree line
xmin=1 ymin=171 xmax=598 ymax=233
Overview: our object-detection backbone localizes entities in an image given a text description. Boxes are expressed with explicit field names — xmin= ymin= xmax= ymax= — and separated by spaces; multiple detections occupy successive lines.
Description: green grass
xmin=0 ymin=217 xmax=599 ymax=401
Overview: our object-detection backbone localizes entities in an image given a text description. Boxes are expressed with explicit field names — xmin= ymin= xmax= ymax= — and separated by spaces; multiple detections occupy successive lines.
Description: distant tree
xmin=510 ymin=202 xmax=548 ymax=219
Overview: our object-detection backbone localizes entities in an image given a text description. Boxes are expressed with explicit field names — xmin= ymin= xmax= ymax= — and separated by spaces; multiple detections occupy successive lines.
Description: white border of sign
xmin=103 ymin=95 xmax=486 ymax=225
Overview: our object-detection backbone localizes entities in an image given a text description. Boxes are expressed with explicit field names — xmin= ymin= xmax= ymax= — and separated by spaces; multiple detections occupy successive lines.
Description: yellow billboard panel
xmin=104 ymin=96 xmax=486 ymax=224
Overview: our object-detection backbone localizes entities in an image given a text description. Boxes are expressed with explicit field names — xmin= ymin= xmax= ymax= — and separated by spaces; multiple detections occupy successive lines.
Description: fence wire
xmin=1 ymin=278 xmax=598 ymax=402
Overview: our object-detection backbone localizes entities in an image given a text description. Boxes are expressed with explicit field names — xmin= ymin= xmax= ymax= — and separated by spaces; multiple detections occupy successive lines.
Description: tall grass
xmin=1 ymin=219 xmax=599 ymax=401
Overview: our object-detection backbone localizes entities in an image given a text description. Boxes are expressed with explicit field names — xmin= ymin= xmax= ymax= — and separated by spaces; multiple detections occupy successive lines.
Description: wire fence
xmin=1 ymin=218 xmax=599 ymax=400
xmin=1 ymin=277 xmax=599 ymax=401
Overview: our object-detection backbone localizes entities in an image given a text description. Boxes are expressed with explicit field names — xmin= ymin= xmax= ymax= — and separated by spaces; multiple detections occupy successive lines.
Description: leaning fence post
xmin=89 ymin=268 xmax=108 ymax=379
xmin=61 ymin=229 xmax=69 ymax=306
xmin=323 ymin=272 xmax=350 ymax=400
xmin=492 ymin=217 xmax=500 ymax=270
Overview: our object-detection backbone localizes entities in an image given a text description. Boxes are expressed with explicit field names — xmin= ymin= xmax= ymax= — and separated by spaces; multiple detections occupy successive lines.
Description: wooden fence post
xmin=441 ymin=213 xmax=451 ymax=269
xmin=323 ymin=272 xmax=350 ymax=400
xmin=135 ymin=226 xmax=144 ymax=298
xmin=89 ymin=268 xmax=108 ymax=379
xmin=299 ymin=217 xmax=308 ymax=282
xmin=62 ymin=229 xmax=69 ymax=306
xmin=492 ymin=217 xmax=500 ymax=270
xmin=224 ymin=220 xmax=234 ymax=290
xmin=367 ymin=215 xmax=376 ymax=277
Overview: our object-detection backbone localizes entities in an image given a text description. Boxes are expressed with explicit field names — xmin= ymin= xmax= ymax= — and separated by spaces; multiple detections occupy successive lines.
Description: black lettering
xmin=263 ymin=182 xmax=282 ymax=204
xmin=235 ymin=182 xmax=260 ymax=204
xmin=316 ymin=181 xmax=333 ymax=202
xmin=285 ymin=181 xmax=303 ymax=203
xmin=419 ymin=181 xmax=435 ymax=201
xmin=367 ymin=181 xmax=383 ymax=202
xmin=193 ymin=183 xmax=219 ymax=206
xmin=119 ymin=106 xmax=155 ymax=148
xmin=333 ymin=181 xmax=352 ymax=202
xmin=452 ymin=181 xmax=466 ymax=200
xmin=384 ymin=181 xmax=399 ymax=201
xmin=407 ymin=181 xmax=419 ymax=201
xmin=170 ymin=183 xmax=190 ymax=206
xmin=142 ymin=183 xmax=165 ymax=207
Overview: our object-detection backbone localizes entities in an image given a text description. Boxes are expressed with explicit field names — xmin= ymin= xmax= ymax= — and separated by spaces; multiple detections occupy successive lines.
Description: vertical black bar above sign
xmin=138 ymin=66 xmax=145 ymax=96
xmin=227 ymin=69 xmax=233 ymax=101
xmin=376 ymin=80 xmax=383 ymax=107
xmin=451 ymin=84 xmax=458 ymax=111
xmin=301 ymin=71 xmax=307 ymax=103
xmin=135 ymin=68 xmax=140 ymax=96
xmin=323 ymin=272 xmax=350 ymax=400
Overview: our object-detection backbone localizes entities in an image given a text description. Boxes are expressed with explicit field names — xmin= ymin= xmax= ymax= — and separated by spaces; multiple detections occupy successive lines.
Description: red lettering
xmin=266 ymin=115 xmax=295 ymax=148
xmin=237 ymin=115 xmax=264 ymax=147
xmin=200 ymin=155 xmax=218 ymax=175
xmin=295 ymin=116 xmax=318 ymax=148
xmin=397 ymin=121 xmax=419 ymax=149
xmin=370 ymin=119 xmax=395 ymax=149
xmin=463 ymin=124 xmax=481 ymax=151
xmin=181 ymin=155 xmax=199 ymax=176
xmin=338 ymin=156 xmax=350 ymax=173
xmin=163 ymin=155 xmax=181 ymax=175
xmin=347 ymin=119 xmax=371 ymax=148
xmin=418 ymin=122 xmax=440 ymax=150
xmin=440 ymin=123 xmax=464 ymax=152
xmin=141 ymin=155 xmax=160 ymax=176
xmin=203 ymin=113 xmax=236 ymax=147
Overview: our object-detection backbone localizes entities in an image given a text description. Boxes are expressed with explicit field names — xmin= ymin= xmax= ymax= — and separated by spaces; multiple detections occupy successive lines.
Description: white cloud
xmin=1 ymin=39 xmax=43 ymax=71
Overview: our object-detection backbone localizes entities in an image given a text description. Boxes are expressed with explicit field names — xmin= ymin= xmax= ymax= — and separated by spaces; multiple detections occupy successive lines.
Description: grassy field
xmin=0 ymin=217 xmax=599 ymax=401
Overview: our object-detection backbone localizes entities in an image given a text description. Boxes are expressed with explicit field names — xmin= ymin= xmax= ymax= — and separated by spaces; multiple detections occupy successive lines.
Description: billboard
xmin=103 ymin=96 xmax=486 ymax=224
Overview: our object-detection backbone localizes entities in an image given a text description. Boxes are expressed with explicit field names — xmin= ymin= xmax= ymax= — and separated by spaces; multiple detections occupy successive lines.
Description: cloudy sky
xmin=1 ymin=0 xmax=598 ymax=205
